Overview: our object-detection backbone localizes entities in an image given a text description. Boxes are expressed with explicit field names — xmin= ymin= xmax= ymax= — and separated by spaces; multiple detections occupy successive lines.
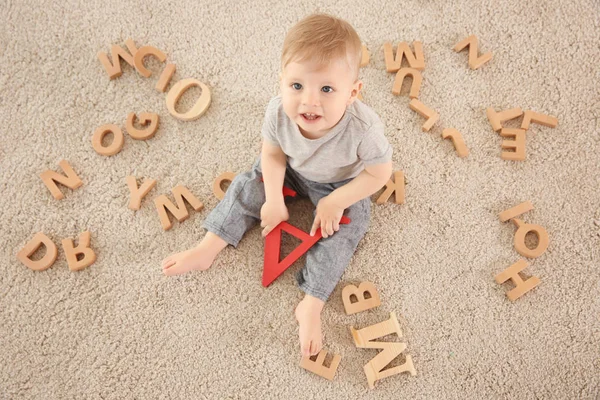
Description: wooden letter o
xmin=92 ymin=124 xmax=124 ymax=156
xmin=514 ymin=222 xmax=549 ymax=258
xmin=166 ymin=78 xmax=211 ymax=121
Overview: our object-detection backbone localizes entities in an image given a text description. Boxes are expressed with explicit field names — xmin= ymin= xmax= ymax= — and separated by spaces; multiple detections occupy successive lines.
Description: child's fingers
xmin=326 ymin=220 xmax=334 ymax=236
xmin=321 ymin=220 xmax=330 ymax=238
xmin=333 ymin=220 xmax=340 ymax=232
xmin=310 ymin=216 xmax=321 ymax=236
xmin=261 ymin=217 xmax=275 ymax=229
xmin=262 ymin=225 xmax=273 ymax=237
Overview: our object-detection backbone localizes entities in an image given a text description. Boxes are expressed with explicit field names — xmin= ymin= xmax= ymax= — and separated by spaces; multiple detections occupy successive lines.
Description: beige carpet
xmin=1 ymin=0 xmax=599 ymax=398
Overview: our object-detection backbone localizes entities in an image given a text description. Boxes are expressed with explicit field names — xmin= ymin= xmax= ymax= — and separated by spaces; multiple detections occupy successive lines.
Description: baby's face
xmin=280 ymin=56 xmax=362 ymax=139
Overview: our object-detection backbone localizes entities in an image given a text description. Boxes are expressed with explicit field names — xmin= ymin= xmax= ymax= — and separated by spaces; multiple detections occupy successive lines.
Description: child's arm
xmin=262 ymin=140 xmax=287 ymax=201
xmin=330 ymin=161 xmax=393 ymax=208
xmin=260 ymin=139 xmax=289 ymax=236
xmin=310 ymin=161 xmax=392 ymax=237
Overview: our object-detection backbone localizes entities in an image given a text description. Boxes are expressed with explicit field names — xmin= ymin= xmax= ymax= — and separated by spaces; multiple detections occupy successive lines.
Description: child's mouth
xmin=301 ymin=113 xmax=321 ymax=122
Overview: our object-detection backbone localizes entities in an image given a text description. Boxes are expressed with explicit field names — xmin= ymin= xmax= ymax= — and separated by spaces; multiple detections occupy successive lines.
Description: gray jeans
xmin=202 ymin=156 xmax=371 ymax=302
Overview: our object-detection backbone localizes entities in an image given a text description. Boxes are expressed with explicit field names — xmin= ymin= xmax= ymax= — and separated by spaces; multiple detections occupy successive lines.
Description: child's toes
xmin=311 ymin=341 xmax=320 ymax=356
xmin=302 ymin=341 xmax=311 ymax=357
xmin=313 ymin=342 xmax=321 ymax=356
xmin=164 ymin=264 xmax=182 ymax=276
xmin=308 ymin=342 xmax=316 ymax=356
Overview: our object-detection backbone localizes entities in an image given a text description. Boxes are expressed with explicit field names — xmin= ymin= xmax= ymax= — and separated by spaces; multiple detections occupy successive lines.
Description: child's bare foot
xmin=161 ymin=232 xmax=228 ymax=276
xmin=295 ymin=294 xmax=325 ymax=357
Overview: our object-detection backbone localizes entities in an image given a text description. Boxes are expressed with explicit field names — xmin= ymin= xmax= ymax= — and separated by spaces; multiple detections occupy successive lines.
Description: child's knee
xmin=222 ymin=171 xmax=265 ymax=210
xmin=346 ymin=199 xmax=371 ymax=234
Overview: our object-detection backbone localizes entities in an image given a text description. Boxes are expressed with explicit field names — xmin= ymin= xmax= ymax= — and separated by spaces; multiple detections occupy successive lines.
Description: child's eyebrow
xmin=286 ymin=77 xmax=338 ymax=87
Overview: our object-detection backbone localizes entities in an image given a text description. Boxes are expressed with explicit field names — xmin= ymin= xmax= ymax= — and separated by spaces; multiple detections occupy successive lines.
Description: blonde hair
xmin=281 ymin=14 xmax=362 ymax=80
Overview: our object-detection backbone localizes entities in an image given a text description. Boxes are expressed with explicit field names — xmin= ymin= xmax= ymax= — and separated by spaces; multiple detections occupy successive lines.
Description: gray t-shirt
xmin=261 ymin=95 xmax=393 ymax=183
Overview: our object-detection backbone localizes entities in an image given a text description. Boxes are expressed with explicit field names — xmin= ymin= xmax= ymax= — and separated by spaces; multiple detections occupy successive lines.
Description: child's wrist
xmin=265 ymin=192 xmax=284 ymax=203
xmin=326 ymin=190 xmax=346 ymax=209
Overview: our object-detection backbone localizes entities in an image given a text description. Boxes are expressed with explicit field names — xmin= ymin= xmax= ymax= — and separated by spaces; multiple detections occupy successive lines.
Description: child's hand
xmin=260 ymin=199 xmax=289 ymax=237
xmin=310 ymin=195 xmax=344 ymax=238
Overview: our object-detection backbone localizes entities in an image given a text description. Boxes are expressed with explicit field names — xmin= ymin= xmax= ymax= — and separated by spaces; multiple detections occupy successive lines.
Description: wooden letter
xmin=126 ymin=112 xmax=159 ymax=140
xmin=495 ymin=259 xmax=540 ymax=301
xmin=442 ymin=128 xmax=469 ymax=157
xmin=263 ymin=216 xmax=350 ymax=287
xmin=213 ymin=172 xmax=236 ymax=201
xmin=156 ymin=64 xmax=176 ymax=92
xmin=377 ymin=171 xmax=405 ymax=205
xmin=166 ymin=78 xmax=212 ymax=121
xmin=486 ymin=107 xmax=523 ymax=132
xmin=512 ymin=218 xmax=549 ymax=258
xmin=154 ymin=185 xmax=204 ymax=231
xmin=392 ymin=68 xmax=422 ymax=99
xmin=360 ymin=44 xmax=370 ymax=67
xmin=133 ymin=46 xmax=167 ymax=78
xmin=351 ymin=312 xmax=403 ymax=346
xmin=300 ymin=350 xmax=341 ymax=381
xmin=521 ymin=110 xmax=558 ymax=130
xmin=384 ymin=41 xmax=425 ymax=72
xmin=350 ymin=312 xmax=417 ymax=389
xmin=92 ymin=124 xmax=125 ymax=156
xmin=499 ymin=201 xmax=534 ymax=223
xmin=409 ymin=99 xmax=439 ymax=132
xmin=126 ymin=176 xmax=157 ymax=210
xmin=500 ymin=128 xmax=526 ymax=161
xmin=453 ymin=35 xmax=492 ymax=69
xmin=40 ymin=160 xmax=83 ymax=200
xmin=61 ymin=231 xmax=96 ymax=271
xmin=364 ymin=343 xmax=415 ymax=389
xmin=342 ymin=281 xmax=381 ymax=315
xmin=16 ymin=232 xmax=58 ymax=271
xmin=97 ymin=39 xmax=139 ymax=80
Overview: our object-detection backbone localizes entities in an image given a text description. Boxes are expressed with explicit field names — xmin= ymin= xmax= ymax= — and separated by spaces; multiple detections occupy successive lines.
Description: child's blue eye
xmin=292 ymin=83 xmax=302 ymax=90
xmin=322 ymin=86 xmax=333 ymax=93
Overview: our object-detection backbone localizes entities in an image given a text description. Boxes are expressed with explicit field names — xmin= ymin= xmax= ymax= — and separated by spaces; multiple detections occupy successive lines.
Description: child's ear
xmin=347 ymin=80 xmax=363 ymax=106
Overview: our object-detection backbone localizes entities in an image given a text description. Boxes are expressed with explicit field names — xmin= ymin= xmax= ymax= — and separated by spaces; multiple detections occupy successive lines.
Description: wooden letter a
xmin=262 ymin=216 xmax=350 ymax=287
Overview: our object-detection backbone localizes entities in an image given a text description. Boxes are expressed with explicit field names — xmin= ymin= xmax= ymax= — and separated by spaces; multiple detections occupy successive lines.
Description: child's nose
xmin=302 ymin=89 xmax=320 ymax=107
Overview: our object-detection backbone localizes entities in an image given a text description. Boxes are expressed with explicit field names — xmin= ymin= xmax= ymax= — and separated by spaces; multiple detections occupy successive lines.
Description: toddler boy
xmin=161 ymin=13 xmax=393 ymax=357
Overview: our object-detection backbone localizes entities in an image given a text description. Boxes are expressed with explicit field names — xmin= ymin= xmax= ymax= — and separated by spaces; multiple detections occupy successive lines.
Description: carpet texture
xmin=1 ymin=0 xmax=599 ymax=398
